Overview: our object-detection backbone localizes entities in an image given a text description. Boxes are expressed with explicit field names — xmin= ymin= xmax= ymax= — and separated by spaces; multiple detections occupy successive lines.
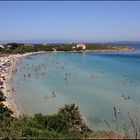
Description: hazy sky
xmin=0 ymin=1 xmax=140 ymax=43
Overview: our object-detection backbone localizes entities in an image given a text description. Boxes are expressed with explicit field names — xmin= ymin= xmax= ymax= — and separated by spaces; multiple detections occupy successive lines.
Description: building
xmin=0 ymin=44 xmax=4 ymax=49
xmin=76 ymin=44 xmax=86 ymax=50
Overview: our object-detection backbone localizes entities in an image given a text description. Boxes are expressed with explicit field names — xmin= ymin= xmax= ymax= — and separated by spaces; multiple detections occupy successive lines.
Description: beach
xmin=0 ymin=54 xmax=22 ymax=117
xmin=0 ymin=48 xmax=138 ymax=118
xmin=0 ymin=51 xmax=45 ymax=117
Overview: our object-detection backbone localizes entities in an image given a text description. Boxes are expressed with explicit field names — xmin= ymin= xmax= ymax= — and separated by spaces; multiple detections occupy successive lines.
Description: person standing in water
xmin=52 ymin=91 xmax=56 ymax=97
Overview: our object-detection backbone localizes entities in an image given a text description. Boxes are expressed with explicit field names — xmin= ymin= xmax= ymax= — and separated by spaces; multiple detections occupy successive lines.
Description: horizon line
xmin=1 ymin=40 xmax=140 ymax=44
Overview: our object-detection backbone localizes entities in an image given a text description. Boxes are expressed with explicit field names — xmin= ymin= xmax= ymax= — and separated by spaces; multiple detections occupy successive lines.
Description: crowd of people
xmin=0 ymin=55 xmax=21 ymax=89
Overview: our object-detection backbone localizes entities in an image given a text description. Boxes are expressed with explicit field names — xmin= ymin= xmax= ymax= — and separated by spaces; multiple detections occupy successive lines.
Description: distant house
xmin=0 ymin=44 xmax=12 ymax=49
xmin=76 ymin=44 xmax=86 ymax=50
xmin=0 ymin=45 xmax=4 ymax=49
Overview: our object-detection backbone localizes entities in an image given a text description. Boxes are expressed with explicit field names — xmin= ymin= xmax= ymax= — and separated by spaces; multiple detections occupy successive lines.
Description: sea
xmin=11 ymin=43 xmax=140 ymax=131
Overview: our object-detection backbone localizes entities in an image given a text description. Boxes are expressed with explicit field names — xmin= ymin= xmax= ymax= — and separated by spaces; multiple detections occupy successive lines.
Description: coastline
xmin=0 ymin=48 xmax=136 ymax=117
xmin=2 ymin=56 xmax=22 ymax=117
xmin=46 ymin=47 xmax=137 ymax=53
xmin=0 ymin=51 xmax=46 ymax=117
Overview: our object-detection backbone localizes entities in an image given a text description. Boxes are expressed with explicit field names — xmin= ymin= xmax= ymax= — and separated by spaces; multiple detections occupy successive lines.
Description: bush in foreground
xmin=0 ymin=103 xmax=91 ymax=139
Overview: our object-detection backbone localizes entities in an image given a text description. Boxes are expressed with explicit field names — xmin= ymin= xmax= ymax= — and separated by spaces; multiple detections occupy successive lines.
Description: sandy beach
xmin=0 ymin=54 xmax=25 ymax=117
xmin=0 ymin=51 xmax=45 ymax=117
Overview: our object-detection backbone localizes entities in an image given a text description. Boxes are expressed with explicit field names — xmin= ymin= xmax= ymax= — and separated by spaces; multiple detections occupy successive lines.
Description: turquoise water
xmin=11 ymin=50 xmax=140 ymax=131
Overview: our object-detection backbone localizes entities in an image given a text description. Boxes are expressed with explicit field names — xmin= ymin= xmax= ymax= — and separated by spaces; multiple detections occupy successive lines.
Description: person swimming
xmin=12 ymin=87 xmax=15 ymax=92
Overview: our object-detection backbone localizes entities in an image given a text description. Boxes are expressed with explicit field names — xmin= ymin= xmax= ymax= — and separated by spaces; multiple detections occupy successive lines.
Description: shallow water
xmin=11 ymin=49 xmax=140 ymax=131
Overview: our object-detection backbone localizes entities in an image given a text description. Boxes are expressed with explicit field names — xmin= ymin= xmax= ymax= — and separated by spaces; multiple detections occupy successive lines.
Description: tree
xmin=58 ymin=104 xmax=89 ymax=133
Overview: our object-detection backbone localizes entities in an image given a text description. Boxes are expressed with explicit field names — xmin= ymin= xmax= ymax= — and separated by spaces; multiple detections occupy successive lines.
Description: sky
xmin=0 ymin=1 xmax=140 ymax=43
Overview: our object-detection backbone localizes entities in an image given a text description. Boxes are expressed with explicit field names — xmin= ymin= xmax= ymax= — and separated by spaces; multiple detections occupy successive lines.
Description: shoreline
xmin=2 ymin=56 xmax=22 ymax=117
xmin=46 ymin=48 xmax=137 ymax=53
xmin=0 ymin=49 xmax=137 ymax=117
xmin=0 ymin=54 xmax=22 ymax=117
xmin=0 ymin=51 xmax=46 ymax=117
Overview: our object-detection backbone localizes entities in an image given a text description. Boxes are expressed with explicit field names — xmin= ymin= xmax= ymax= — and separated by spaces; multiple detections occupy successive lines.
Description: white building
xmin=76 ymin=44 xmax=86 ymax=50
xmin=0 ymin=44 xmax=4 ymax=49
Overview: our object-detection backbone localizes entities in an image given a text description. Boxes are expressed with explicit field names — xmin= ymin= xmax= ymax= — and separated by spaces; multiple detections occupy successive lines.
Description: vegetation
xmin=58 ymin=104 xmax=89 ymax=133
xmin=0 ymin=100 xmax=92 ymax=139
xmin=0 ymin=43 xmax=132 ymax=56
xmin=86 ymin=43 xmax=115 ymax=50
xmin=0 ymin=43 xmax=73 ymax=54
